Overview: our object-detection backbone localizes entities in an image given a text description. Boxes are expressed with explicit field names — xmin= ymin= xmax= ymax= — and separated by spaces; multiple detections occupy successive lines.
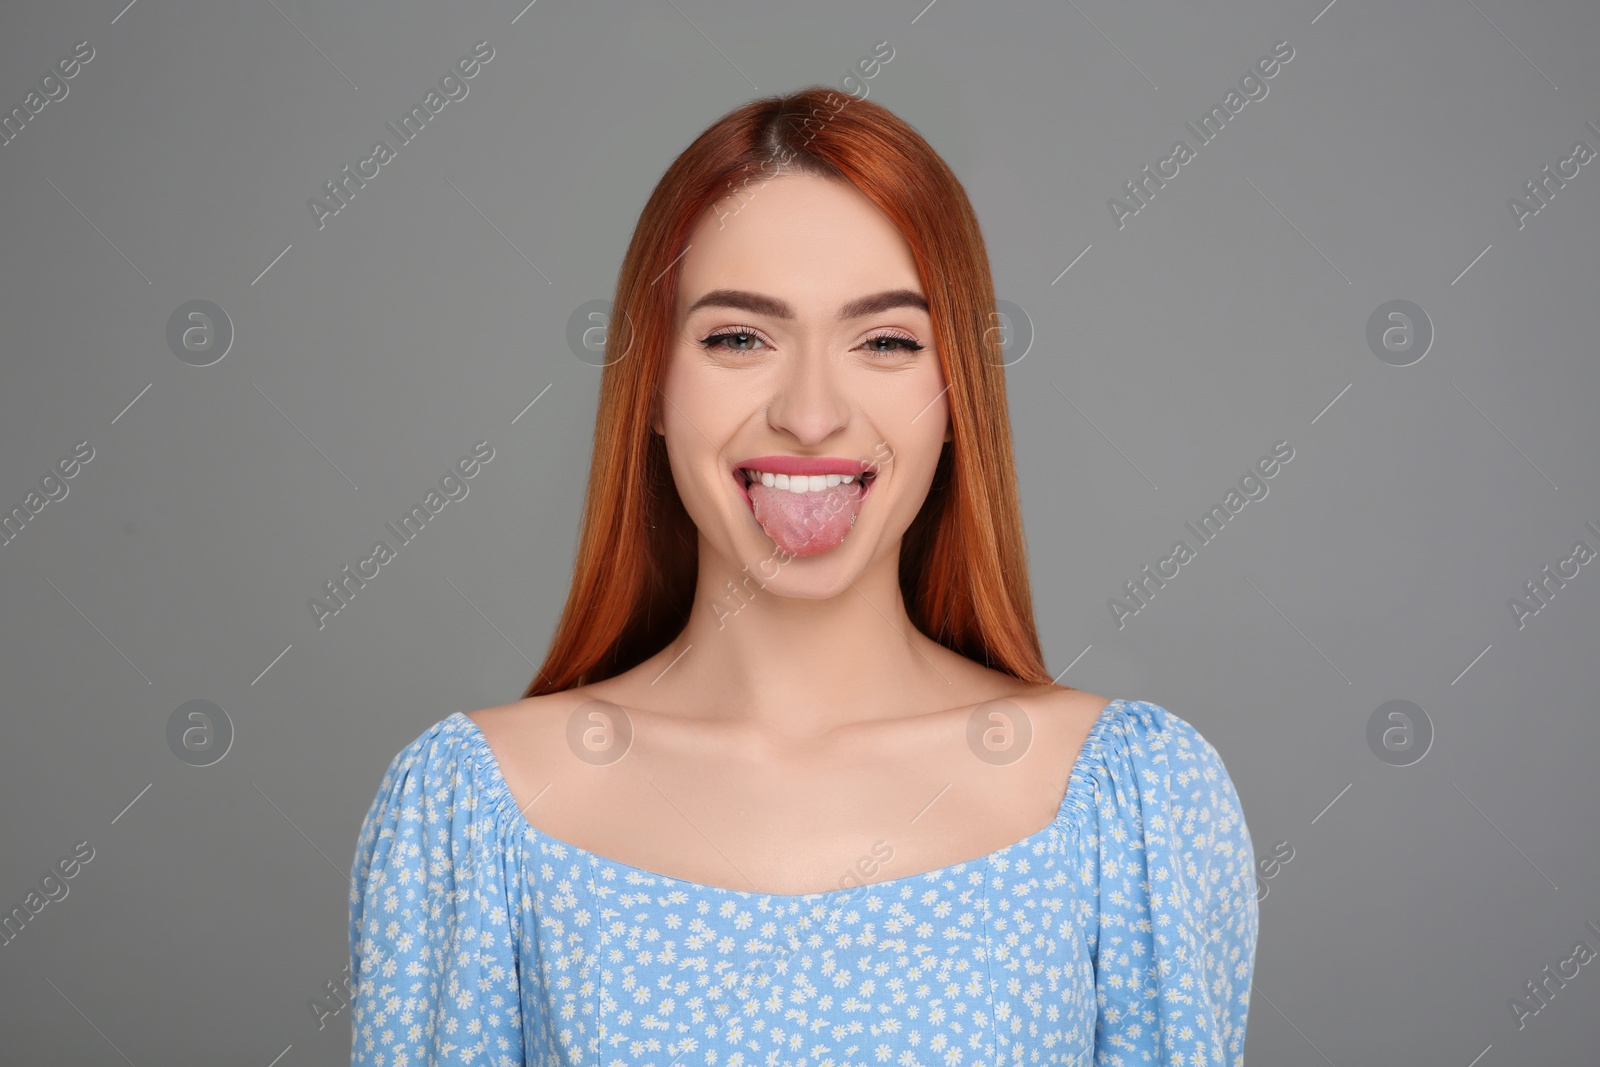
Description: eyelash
xmin=698 ymin=326 xmax=925 ymax=356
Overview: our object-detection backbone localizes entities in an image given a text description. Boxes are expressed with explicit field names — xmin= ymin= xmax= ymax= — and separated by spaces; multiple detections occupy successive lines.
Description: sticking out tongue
xmin=747 ymin=477 xmax=867 ymax=557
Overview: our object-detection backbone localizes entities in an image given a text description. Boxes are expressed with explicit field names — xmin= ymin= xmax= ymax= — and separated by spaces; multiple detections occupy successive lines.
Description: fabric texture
xmin=348 ymin=697 xmax=1260 ymax=1065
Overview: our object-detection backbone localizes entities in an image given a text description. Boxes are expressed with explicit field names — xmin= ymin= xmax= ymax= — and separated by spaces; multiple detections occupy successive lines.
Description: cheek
xmin=658 ymin=351 xmax=712 ymax=427
xmin=877 ymin=372 xmax=950 ymax=447
xmin=658 ymin=365 xmax=744 ymax=491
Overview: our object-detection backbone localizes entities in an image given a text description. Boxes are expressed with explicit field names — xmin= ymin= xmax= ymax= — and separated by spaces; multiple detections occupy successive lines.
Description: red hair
xmin=524 ymin=86 xmax=1058 ymax=697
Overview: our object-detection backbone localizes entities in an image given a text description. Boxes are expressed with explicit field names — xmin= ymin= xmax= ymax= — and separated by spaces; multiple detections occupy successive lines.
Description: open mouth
xmin=733 ymin=466 xmax=877 ymax=494
xmin=730 ymin=465 xmax=879 ymax=557
xmin=732 ymin=466 xmax=877 ymax=512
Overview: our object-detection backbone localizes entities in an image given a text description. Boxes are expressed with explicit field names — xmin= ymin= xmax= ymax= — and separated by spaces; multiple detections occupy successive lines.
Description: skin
xmin=470 ymin=173 xmax=1108 ymax=895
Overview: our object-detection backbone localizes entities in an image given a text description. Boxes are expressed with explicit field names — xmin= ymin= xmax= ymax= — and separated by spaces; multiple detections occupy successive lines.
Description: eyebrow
xmin=684 ymin=288 xmax=929 ymax=321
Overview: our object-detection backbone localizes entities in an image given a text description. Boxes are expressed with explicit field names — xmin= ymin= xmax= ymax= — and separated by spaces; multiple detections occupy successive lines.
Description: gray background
xmin=2 ymin=0 xmax=1597 ymax=1063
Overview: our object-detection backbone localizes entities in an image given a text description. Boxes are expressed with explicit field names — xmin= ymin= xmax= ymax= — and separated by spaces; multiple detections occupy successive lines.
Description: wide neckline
xmin=450 ymin=696 xmax=1125 ymax=902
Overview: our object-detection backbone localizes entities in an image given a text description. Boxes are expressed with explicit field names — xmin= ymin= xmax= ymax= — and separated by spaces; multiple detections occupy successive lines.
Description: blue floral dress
xmin=348 ymin=698 xmax=1259 ymax=1065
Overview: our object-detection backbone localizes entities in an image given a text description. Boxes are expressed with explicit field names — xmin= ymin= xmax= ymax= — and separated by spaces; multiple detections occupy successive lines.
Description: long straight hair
xmin=523 ymin=86 xmax=1058 ymax=698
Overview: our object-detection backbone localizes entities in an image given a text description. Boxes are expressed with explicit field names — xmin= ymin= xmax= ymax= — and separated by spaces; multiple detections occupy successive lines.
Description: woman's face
xmin=655 ymin=171 xmax=951 ymax=583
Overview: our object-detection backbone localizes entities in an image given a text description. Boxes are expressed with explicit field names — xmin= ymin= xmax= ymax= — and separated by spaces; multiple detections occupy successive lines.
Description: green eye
xmin=862 ymin=333 xmax=924 ymax=353
xmin=699 ymin=330 xmax=768 ymax=352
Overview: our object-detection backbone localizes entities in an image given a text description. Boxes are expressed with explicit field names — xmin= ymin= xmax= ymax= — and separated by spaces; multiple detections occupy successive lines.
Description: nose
xmin=763 ymin=344 xmax=850 ymax=445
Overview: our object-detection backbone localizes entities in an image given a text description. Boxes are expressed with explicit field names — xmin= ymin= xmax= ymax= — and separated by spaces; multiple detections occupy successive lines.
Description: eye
xmin=859 ymin=331 xmax=925 ymax=355
xmin=696 ymin=327 xmax=926 ymax=356
xmin=698 ymin=327 xmax=771 ymax=353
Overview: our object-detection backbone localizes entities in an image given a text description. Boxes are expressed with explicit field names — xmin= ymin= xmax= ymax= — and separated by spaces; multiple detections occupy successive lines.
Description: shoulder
xmin=352 ymin=710 xmax=510 ymax=879
xmin=1103 ymin=698 xmax=1238 ymax=779
xmin=977 ymin=686 xmax=1116 ymax=795
xmin=372 ymin=710 xmax=475 ymax=780
xmin=1040 ymin=694 xmax=1246 ymax=809
xmin=1045 ymin=686 xmax=1116 ymax=724
xmin=1005 ymin=685 xmax=1115 ymax=759
xmin=464 ymin=691 xmax=575 ymax=738
xmin=356 ymin=713 xmax=487 ymax=827
xmin=362 ymin=698 xmax=552 ymax=812
xmin=1092 ymin=700 xmax=1258 ymax=921
xmin=1081 ymin=698 xmax=1251 ymax=838
xmin=1025 ymin=685 xmax=1112 ymax=714
xmin=464 ymin=689 xmax=601 ymax=804
xmin=999 ymin=684 xmax=1113 ymax=730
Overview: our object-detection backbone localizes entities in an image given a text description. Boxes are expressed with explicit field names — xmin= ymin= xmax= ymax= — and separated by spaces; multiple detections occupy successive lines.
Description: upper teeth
xmin=743 ymin=469 xmax=860 ymax=493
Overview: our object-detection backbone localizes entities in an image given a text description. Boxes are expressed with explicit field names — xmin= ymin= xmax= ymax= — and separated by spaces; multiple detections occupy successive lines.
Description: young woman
xmin=349 ymin=86 xmax=1259 ymax=1066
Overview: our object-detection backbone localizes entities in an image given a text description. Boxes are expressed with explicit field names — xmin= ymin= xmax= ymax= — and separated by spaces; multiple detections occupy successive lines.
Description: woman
xmin=349 ymin=86 xmax=1259 ymax=1065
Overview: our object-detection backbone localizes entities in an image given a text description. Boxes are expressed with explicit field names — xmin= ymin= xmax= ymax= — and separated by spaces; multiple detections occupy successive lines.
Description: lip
xmin=733 ymin=455 xmax=878 ymax=478
xmin=730 ymin=455 xmax=878 ymax=514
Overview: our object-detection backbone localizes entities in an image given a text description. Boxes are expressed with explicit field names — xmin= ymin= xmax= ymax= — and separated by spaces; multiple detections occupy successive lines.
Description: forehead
xmin=676 ymin=173 xmax=923 ymax=316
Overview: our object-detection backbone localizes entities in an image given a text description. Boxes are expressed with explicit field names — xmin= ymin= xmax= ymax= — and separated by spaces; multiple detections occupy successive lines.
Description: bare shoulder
xmin=1010 ymin=685 xmax=1113 ymax=760
xmin=1044 ymin=686 xmax=1112 ymax=714
xmin=464 ymin=690 xmax=597 ymax=799
xmin=464 ymin=692 xmax=565 ymax=735
xmin=1011 ymin=684 xmax=1112 ymax=725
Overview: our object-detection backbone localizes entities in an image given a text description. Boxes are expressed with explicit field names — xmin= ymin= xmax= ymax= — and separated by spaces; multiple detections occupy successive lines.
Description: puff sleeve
xmin=1081 ymin=700 xmax=1259 ymax=1066
xmin=347 ymin=718 xmax=525 ymax=1066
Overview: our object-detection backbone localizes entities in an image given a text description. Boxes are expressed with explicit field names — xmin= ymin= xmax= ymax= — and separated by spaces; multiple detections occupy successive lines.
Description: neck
xmin=648 ymin=535 xmax=957 ymax=737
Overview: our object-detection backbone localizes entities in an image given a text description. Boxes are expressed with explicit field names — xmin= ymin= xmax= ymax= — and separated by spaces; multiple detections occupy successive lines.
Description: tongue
xmin=748 ymin=479 xmax=866 ymax=557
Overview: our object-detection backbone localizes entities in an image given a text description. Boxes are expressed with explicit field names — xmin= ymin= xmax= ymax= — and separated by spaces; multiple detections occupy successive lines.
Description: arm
xmin=1087 ymin=700 xmax=1259 ymax=1066
xmin=348 ymin=722 xmax=524 ymax=1066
